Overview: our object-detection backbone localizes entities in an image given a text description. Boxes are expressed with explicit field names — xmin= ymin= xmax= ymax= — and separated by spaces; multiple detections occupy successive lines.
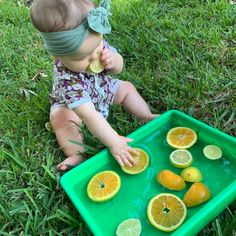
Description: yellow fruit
xmin=183 ymin=182 xmax=211 ymax=207
xmin=203 ymin=145 xmax=222 ymax=160
xmin=147 ymin=193 xmax=187 ymax=232
xmin=169 ymin=149 xmax=193 ymax=168
xmin=166 ymin=127 xmax=197 ymax=149
xmin=88 ymin=59 xmax=104 ymax=73
xmin=180 ymin=167 xmax=203 ymax=182
xmin=121 ymin=148 xmax=149 ymax=175
xmin=157 ymin=170 xmax=186 ymax=190
xmin=116 ymin=218 xmax=141 ymax=236
xmin=87 ymin=171 xmax=121 ymax=202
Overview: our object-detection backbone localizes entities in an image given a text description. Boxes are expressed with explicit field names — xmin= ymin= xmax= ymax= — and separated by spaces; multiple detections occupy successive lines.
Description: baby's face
xmin=58 ymin=32 xmax=103 ymax=72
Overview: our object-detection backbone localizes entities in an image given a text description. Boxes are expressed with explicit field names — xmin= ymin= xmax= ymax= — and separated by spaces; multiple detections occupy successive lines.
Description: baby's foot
xmin=56 ymin=155 xmax=85 ymax=171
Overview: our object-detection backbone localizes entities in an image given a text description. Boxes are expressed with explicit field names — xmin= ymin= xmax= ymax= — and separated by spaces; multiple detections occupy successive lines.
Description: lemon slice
xmin=88 ymin=59 xmax=104 ymax=73
xmin=203 ymin=145 xmax=222 ymax=160
xmin=116 ymin=218 xmax=141 ymax=236
xmin=170 ymin=149 xmax=193 ymax=168
xmin=45 ymin=121 xmax=52 ymax=131
xmin=147 ymin=193 xmax=187 ymax=232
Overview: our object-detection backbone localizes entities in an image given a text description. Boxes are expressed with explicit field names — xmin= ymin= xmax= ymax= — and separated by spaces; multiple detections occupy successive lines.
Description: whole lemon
xmin=180 ymin=166 xmax=203 ymax=182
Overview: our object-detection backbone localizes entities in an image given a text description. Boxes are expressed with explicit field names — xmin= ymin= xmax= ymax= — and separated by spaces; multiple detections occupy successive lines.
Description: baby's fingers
xmin=128 ymin=146 xmax=139 ymax=156
xmin=116 ymin=155 xmax=124 ymax=167
xmin=123 ymin=151 xmax=137 ymax=166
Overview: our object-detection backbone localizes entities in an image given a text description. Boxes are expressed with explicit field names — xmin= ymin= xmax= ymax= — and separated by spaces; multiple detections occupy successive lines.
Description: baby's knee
xmin=50 ymin=107 xmax=81 ymax=130
xmin=122 ymin=81 xmax=136 ymax=93
xmin=114 ymin=81 xmax=136 ymax=104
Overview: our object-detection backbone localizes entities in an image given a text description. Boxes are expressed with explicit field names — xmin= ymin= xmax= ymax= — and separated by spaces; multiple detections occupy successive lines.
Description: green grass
xmin=0 ymin=0 xmax=235 ymax=235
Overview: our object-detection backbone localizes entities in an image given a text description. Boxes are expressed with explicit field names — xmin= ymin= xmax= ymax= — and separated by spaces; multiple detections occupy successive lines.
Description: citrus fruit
xmin=87 ymin=170 xmax=121 ymax=202
xmin=88 ymin=59 xmax=104 ymax=73
xmin=183 ymin=182 xmax=211 ymax=207
xmin=45 ymin=121 xmax=52 ymax=131
xmin=157 ymin=170 xmax=186 ymax=190
xmin=166 ymin=127 xmax=197 ymax=149
xmin=180 ymin=166 xmax=203 ymax=182
xmin=121 ymin=148 xmax=149 ymax=175
xmin=147 ymin=193 xmax=187 ymax=232
xmin=203 ymin=145 xmax=222 ymax=160
xmin=169 ymin=149 xmax=193 ymax=168
xmin=116 ymin=218 xmax=141 ymax=236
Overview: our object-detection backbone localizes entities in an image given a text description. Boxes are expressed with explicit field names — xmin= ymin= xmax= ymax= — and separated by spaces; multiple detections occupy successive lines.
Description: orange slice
xmin=157 ymin=170 xmax=186 ymax=190
xmin=166 ymin=127 xmax=197 ymax=149
xmin=87 ymin=170 xmax=121 ymax=202
xmin=121 ymin=148 xmax=149 ymax=175
xmin=147 ymin=193 xmax=187 ymax=232
xmin=88 ymin=59 xmax=104 ymax=73
xmin=183 ymin=182 xmax=211 ymax=207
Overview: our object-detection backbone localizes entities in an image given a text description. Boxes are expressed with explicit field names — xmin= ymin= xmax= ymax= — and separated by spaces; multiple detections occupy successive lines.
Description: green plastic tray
xmin=60 ymin=110 xmax=236 ymax=236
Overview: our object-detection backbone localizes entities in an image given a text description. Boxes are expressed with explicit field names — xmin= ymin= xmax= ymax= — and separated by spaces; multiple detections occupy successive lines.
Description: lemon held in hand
xmin=88 ymin=59 xmax=104 ymax=73
xmin=121 ymin=148 xmax=149 ymax=175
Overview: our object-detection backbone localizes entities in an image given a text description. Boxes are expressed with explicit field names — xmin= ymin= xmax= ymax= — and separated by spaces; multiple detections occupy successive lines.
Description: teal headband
xmin=40 ymin=0 xmax=111 ymax=56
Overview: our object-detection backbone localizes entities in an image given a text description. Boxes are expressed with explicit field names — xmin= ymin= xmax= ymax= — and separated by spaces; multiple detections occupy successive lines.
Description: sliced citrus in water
xmin=147 ymin=193 xmax=187 ymax=232
xmin=180 ymin=166 xmax=203 ymax=182
xmin=170 ymin=149 xmax=193 ymax=168
xmin=166 ymin=127 xmax=197 ymax=149
xmin=203 ymin=145 xmax=222 ymax=160
xmin=116 ymin=218 xmax=141 ymax=236
xmin=87 ymin=170 xmax=121 ymax=202
xmin=183 ymin=182 xmax=211 ymax=207
xmin=121 ymin=148 xmax=149 ymax=175
xmin=88 ymin=59 xmax=104 ymax=73
xmin=157 ymin=170 xmax=186 ymax=190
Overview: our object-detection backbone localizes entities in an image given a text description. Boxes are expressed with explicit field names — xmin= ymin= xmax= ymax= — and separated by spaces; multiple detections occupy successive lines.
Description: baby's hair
xmin=30 ymin=0 xmax=95 ymax=32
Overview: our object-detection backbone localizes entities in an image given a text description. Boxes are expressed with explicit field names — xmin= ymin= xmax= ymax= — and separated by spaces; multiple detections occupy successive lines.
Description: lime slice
xmin=45 ymin=121 xmax=52 ymax=131
xmin=88 ymin=59 xmax=104 ymax=73
xmin=116 ymin=218 xmax=141 ymax=236
xmin=170 ymin=149 xmax=193 ymax=168
xmin=203 ymin=145 xmax=222 ymax=160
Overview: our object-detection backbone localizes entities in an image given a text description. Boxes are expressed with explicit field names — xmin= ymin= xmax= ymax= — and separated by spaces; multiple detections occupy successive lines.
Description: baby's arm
xmin=74 ymin=102 xmax=138 ymax=167
xmin=100 ymin=48 xmax=123 ymax=74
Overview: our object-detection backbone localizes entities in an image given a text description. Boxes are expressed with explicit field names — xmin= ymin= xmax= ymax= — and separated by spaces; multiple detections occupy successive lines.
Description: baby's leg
xmin=114 ymin=81 xmax=159 ymax=122
xmin=50 ymin=106 xmax=85 ymax=171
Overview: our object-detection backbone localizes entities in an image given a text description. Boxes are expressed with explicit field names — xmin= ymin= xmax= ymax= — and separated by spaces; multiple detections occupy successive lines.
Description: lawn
xmin=0 ymin=0 xmax=235 ymax=235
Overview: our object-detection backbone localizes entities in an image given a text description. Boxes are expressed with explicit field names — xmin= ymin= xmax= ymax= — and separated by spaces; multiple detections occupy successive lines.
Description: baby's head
xmin=30 ymin=0 xmax=111 ymax=72
xmin=30 ymin=0 xmax=94 ymax=32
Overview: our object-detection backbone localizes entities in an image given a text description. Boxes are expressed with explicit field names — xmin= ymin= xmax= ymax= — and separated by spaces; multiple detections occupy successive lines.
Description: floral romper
xmin=50 ymin=41 xmax=120 ymax=119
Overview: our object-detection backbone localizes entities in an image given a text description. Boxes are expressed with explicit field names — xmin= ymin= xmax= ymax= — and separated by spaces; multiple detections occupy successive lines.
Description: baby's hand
xmin=109 ymin=136 xmax=139 ymax=167
xmin=100 ymin=48 xmax=117 ymax=71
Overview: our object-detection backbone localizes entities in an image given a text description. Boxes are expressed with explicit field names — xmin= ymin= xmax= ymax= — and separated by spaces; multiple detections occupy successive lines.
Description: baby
xmin=30 ymin=0 xmax=158 ymax=171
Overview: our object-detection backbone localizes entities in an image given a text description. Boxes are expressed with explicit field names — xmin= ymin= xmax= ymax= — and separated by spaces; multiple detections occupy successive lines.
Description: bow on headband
xmin=40 ymin=0 xmax=111 ymax=56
